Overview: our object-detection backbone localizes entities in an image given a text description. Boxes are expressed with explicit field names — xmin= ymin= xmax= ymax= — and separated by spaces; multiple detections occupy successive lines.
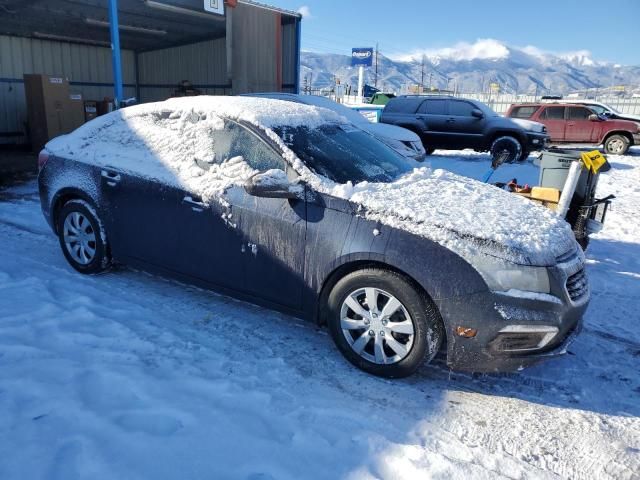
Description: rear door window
xmin=448 ymin=100 xmax=475 ymax=116
xmin=510 ymin=106 xmax=538 ymax=118
xmin=384 ymin=98 xmax=423 ymax=114
xmin=418 ymin=99 xmax=448 ymax=115
xmin=567 ymin=107 xmax=592 ymax=120
xmin=541 ymin=106 xmax=565 ymax=120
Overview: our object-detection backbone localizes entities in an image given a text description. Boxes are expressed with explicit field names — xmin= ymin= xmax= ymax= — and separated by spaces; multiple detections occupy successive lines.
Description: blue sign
xmin=352 ymin=48 xmax=374 ymax=67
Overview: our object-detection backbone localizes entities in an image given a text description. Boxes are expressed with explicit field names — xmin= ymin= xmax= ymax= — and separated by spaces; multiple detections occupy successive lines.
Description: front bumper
xmin=525 ymin=132 xmax=550 ymax=150
xmin=435 ymin=247 xmax=589 ymax=372
xmin=632 ymin=133 xmax=640 ymax=145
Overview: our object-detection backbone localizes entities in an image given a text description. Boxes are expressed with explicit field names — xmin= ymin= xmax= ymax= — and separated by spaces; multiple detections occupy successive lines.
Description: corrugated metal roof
xmin=238 ymin=0 xmax=302 ymax=18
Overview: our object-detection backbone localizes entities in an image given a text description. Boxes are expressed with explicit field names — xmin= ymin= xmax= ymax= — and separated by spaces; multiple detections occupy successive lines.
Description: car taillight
xmin=37 ymin=150 xmax=50 ymax=171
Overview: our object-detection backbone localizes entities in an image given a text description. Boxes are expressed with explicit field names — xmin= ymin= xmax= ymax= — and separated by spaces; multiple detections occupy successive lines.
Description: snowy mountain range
xmin=300 ymin=39 xmax=640 ymax=95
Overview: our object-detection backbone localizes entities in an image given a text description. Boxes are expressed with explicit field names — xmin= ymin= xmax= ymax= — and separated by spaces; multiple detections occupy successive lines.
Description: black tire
xmin=519 ymin=149 xmax=530 ymax=162
xmin=326 ymin=268 xmax=444 ymax=378
xmin=56 ymin=199 xmax=111 ymax=274
xmin=604 ymin=134 xmax=630 ymax=155
xmin=490 ymin=136 xmax=523 ymax=166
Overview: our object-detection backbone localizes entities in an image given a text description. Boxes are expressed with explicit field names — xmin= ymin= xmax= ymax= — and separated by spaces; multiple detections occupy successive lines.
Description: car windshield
xmin=587 ymin=104 xmax=608 ymax=115
xmin=473 ymin=100 xmax=499 ymax=117
xmin=274 ymin=123 xmax=415 ymax=184
xmin=300 ymin=97 xmax=368 ymax=125
xmin=606 ymin=104 xmax=621 ymax=114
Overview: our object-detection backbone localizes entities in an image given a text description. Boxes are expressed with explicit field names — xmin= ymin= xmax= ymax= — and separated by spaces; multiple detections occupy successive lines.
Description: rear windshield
xmin=383 ymin=97 xmax=423 ymax=114
xmin=510 ymin=106 xmax=538 ymax=118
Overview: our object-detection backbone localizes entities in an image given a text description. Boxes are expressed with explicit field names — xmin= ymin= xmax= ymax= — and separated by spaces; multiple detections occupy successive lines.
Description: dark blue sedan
xmin=38 ymin=97 xmax=588 ymax=377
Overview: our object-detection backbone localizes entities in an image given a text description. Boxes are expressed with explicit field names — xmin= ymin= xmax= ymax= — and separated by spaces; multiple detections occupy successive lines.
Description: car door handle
xmin=183 ymin=196 xmax=206 ymax=212
xmin=101 ymin=170 xmax=121 ymax=186
xmin=446 ymin=118 xmax=456 ymax=123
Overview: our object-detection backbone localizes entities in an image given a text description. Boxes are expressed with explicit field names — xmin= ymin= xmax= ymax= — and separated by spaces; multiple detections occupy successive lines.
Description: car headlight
xmin=411 ymin=140 xmax=426 ymax=154
xmin=473 ymin=256 xmax=550 ymax=293
xmin=381 ymin=137 xmax=410 ymax=152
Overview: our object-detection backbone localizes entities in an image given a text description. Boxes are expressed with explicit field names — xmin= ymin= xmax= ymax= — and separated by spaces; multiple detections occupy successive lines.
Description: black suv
xmin=380 ymin=95 xmax=549 ymax=161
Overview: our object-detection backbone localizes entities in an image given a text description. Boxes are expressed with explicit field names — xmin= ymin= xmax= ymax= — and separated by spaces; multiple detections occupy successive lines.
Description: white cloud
xmin=388 ymin=39 xmax=602 ymax=67
xmin=297 ymin=5 xmax=312 ymax=19
xmin=392 ymin=39 xmax=510 ymax=63
xmin=522 ymin=45 xmax=595 ymax=65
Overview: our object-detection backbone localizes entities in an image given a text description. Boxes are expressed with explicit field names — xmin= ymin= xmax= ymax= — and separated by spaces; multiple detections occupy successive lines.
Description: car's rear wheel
xmin=604 ymin=134 xmax=630 ymax=155
xmin=57 ymin=199 xmax=111 ymax=274
xmin=326 ymin=268 xmax=443 ymax=378
xmin=490 ymin=136 xmax=523 ymax=165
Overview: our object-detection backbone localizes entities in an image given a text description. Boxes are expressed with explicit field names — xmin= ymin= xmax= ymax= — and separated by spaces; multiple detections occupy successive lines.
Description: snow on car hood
xmin=328 ymin=168 xmax=576 ymax=267
xmin=362 ymin=122 xmax=421 ymax=142
xmin=616 ymin=113 xmax=640 ymax=122
xmin=510 ymin=118 xmax=546 ymax=133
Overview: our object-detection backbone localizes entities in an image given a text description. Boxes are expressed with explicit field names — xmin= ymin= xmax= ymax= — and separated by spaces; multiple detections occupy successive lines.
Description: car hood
xmin=612 ymin=113 xmax=640 ymax=123
xmin=361 ymin=122 xmax=421 ymax=142
xmin=329 ymin=168 xmax=576 ymax=267
xmin=510 ymin=118 xmax=547 ymax=133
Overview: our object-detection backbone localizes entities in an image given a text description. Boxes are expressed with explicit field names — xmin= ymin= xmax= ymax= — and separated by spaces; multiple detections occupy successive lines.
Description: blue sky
xmin=276 ymin=0 xmax=640 ymax=65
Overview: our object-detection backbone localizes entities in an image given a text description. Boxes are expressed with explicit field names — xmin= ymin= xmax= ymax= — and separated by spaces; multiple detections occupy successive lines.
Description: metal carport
xmin=0 ymin=0 xmax=301 ymax=145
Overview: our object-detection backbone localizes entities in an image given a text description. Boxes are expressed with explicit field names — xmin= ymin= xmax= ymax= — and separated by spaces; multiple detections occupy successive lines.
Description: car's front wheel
xmin=490 ymin=136 xmax=523 ymax=166
xmin=57 ymin=199 xmax=111 ymax=274
xmin=604 ymin=134 xmax=630 ymax=155
xmin=326 ymin=268 xmax=443 ymax=378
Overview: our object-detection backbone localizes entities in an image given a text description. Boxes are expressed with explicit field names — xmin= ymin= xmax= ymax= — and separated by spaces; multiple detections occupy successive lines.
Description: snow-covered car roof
xmin=46 ymin=96 xmax=576 ymax=267
xmin=247 ymin=93 xmax=421 ymax=143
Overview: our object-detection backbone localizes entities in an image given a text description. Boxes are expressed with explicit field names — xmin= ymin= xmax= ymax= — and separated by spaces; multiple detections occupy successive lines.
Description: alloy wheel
xmin=607 ymin=138 xmax=625 ymax=154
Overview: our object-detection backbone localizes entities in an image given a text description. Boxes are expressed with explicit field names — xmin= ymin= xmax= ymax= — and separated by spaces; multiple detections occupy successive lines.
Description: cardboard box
xmin=530 ymin=187 xmax=561 ymax=203
xmin=84 ymin=100 xmax=98 ymax=122
xmin=23 ymin=74 xmax=71 ymax=151
xmin=515 ymin=190 xmax=560 ymax=211
xmin=68 ymin=93 xmax=86 ymax=130
xmin=96 ymin=99 xmax=114 ymax=116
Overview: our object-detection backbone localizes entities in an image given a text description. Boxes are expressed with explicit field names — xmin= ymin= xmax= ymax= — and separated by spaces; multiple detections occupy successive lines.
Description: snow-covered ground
xmin=1 ymin=149 xmax=639 ymax=479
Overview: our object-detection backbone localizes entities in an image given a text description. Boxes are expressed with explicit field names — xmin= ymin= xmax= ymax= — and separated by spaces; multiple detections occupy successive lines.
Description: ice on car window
xmin=207 ymin=121 xmax=285 ymax=172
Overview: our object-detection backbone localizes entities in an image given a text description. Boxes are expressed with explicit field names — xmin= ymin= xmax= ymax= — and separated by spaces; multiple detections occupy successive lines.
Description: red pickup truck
xmin=506 ymin=103 xmax=640 ymax=155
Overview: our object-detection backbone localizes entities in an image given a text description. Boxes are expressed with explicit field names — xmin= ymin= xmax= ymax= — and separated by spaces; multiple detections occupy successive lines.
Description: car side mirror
xmin=471 ymin=109 xmax=484 ymax=119
xmin=588 ymin=114 xmax=600 ymax=121
xmin=244 ymin=170 xmax=305 ymax=200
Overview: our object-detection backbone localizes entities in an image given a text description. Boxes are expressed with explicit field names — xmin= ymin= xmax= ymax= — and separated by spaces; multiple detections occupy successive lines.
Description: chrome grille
xmin=566 ymin=268 xmax=589 ymax=302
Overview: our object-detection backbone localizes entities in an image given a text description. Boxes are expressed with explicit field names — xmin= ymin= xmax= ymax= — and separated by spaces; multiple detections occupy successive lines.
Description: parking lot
xmin=1 ymin=149 xmax=638 ymax=480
